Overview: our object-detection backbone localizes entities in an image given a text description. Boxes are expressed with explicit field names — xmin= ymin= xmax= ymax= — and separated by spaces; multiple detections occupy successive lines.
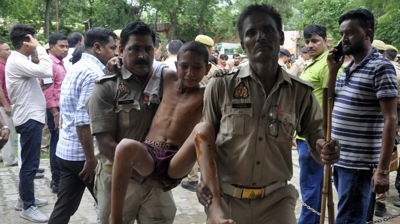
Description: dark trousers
xmin=48 ymin=157 xmax=96 ymax=224
xmin=16 ymin=119 xmax=44 ymax=210
xmin=47 ymin=108 xmax=61 ymax=186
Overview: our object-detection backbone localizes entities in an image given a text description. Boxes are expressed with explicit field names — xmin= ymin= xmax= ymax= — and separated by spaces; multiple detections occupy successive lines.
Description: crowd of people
xmin=0 ymin=3 xmax=399 ymax=224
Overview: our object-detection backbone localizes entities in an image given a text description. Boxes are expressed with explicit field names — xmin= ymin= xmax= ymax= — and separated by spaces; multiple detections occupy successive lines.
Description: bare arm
xmin=77 ymin=125 xmax=98 ymax=183
xmin=326 ymin=43 xmax=344 ymax=99
xmin=372 ymin=97 xmax=398 ymax=193
xmin=0 ymin=113 xmax=9 ymax=149
xmin=95 ymin=131 xmax=118 ymax=163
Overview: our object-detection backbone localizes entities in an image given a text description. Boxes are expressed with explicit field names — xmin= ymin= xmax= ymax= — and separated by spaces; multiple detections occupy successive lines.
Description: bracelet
xmin=1 ymin=125 xmax=9 ymax=132
xmin=376 ymin=168 xmax=390 ymax=175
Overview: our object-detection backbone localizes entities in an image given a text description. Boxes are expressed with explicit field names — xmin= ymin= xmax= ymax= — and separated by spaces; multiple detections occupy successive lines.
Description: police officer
xmin=86 ymin=21 xmax=176 ymax=224
xmin=197 ymin=4 xmax=341 ymax=223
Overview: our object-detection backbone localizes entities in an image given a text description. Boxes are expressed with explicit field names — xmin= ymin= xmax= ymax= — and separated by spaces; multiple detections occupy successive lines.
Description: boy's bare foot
xmin=209 ymin=209 xmax=236 ymax=224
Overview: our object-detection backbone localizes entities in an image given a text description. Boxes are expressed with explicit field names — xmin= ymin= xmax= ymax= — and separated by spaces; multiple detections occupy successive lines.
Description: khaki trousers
xmin=207 ymin=184 xmax=299 ymax=224
xmin=95 ymin=163 xmax=176 ymax=224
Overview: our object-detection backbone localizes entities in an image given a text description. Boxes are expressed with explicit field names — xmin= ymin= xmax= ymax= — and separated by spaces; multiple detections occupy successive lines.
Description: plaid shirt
xmin=56 ymin=53 xmax=105 ymax=161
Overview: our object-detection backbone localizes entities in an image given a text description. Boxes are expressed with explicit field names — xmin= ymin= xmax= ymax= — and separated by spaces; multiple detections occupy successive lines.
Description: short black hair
xmin=233 ymin=53 xmax=240 ymax=58
xmin=209 ymin=55 xmax=217 ymax=64
xmin=120 ymin=21 xmax=155 ymax=48
xmin=70 ymin=45 xmax=85 ymax=64
xmin=213 ymin=49 xmax=219 ymax=55
xmin=177 ymin=41 xmax=209 ymax=65
xmin=219 ymin=54 xmax=228 ymax=60
xmin=67 ymin=32 xmax=84 ymax=48
xmin=84 ymin=27 xmax=117 ymax=49
xmin=237 ymin=4 xmax=282 ymax=41
xmin=339 ymin=8 xmax=375 ymax=42
xmin=0 ymin=40 xmax=5 ymax=45
xmin=49 ymin=33 xmax=67 ymax=46
xmin=386 ymin=50 xmax=397 ymax=61
xmin=168 ymin=40 xmax=183 ymax=55
xmin=155 ymin=36 xmax=161 ymax=49
xmin=304 ymin=24 xmax=327 ymax=39
xmin=10 ymin=24 xmax=37 ymax=50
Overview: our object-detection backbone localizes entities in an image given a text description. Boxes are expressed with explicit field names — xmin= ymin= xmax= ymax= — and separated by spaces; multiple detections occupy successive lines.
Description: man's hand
xmin=327 ymin=42 xmax=344 ymax=73
xmin=196 ymin=179 xmax=213 ymax=208
xmin=4 ymin=105 xmax=12 ymax=117
xmin=316 ymin=138 xmax=340 ymax=164
xmin=0 ymin=128 xmax=10 ymax=149
xmin=24 ymin=34 xmax=40 ymax=48
xmin=213 ymin=68 xmax=230 ymax=77
xmin=40 ymin=79 xmax=52 ymax=91
xmin=130 ymin=169 xmax=179 ymax=191
xmin=79 ymin=159 xmax=98 ymax=183
xmin=372 ymin=172 xmax=390 ymax=194
xmin=106 ymin=56 xmax=122 ymax=73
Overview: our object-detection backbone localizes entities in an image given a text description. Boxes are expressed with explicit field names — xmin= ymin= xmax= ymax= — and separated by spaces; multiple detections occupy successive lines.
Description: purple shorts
xmin=141 ymin=141 xmax=184 ymax=184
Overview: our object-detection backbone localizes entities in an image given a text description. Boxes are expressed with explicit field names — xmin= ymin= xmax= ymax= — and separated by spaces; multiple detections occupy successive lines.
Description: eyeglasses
xmin=268 ymin=106 xmax=279 ymax=137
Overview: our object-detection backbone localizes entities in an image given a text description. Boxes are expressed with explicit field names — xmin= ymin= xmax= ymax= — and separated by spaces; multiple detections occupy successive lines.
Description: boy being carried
xmin=110 ymin=41 xmax=235 ymax=224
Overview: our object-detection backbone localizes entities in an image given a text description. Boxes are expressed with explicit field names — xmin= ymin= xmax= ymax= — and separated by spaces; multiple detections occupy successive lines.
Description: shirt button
xmin=258 ymin=137 xmax=263 ymax=141
xmin=256 ymin=161 xmax=260 ymax=165
xmin=252 ymin=183 xmax=256 ymax=186
xmin=261 ymin=114 xmax=266 ymax=119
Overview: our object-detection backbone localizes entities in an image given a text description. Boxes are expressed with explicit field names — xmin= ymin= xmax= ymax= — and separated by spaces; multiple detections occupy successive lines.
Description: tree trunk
xmin=154 ymin=9 xmax=159 ymax=32
xmin=198 ymin=15 xmax=204 ymax=34
xmin=44 ymin=0 xmax=52 ymax=39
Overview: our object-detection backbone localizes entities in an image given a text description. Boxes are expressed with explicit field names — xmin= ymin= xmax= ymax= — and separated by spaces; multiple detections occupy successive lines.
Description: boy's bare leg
xmin=169 ymin=122 xmax=235 ymax=224
xmin=110 ymin=138 xmax=155 ymax=224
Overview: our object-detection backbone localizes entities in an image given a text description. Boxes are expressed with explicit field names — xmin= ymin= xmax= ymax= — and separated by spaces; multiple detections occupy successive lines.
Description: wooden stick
xmin=320 ymin=87 xmax=335 ymax=224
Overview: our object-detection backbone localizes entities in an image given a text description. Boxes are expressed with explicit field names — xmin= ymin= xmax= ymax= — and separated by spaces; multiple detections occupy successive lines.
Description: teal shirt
xmin=296 ymin=51 xmax=343 ymax=140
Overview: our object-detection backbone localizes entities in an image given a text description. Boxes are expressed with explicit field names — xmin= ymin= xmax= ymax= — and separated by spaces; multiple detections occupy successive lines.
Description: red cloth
xmin=0 ymin=60 xmax=12 ymax=106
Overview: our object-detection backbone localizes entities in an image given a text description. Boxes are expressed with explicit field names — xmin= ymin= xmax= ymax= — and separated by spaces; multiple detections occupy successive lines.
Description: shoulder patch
xmin=290 ymin=74 xmax=315 ymax=89
xmin=95 ymin=72 xmax=119 ymax=84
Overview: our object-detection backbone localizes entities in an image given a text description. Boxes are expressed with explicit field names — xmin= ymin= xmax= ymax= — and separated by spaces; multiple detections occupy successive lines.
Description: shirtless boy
xmin=110 ymin=41 xmax=235 ymax=224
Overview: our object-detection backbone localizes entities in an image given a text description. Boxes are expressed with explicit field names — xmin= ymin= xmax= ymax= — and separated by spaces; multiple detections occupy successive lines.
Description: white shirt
xmin=164 ymin=56 xmax=177 ymax=72
xmin=6 ymin=46 xmax=52 ymax=126
xmin=63 ymin=47 xmax=75 ymax=72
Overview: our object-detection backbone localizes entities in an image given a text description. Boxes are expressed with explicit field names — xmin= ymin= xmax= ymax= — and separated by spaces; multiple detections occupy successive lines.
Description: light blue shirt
xmin=56 ymin=53 xmax=105 ymax=161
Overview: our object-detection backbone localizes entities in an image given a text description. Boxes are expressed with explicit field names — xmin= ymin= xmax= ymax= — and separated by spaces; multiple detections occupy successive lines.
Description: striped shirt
xmin=332 ymin=48 xmax=398 ymax=170
xmin=56 ymin=53 xmax=105 ymax=161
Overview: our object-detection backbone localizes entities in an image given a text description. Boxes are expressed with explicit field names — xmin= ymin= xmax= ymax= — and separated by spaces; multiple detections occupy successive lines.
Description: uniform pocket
xmin=272 ymin=112 xmax=296 ymax=142
xmin=224 ymin=105 xmax=253 ymax=135
xmin=115 ymin=102 xmax=140 ymax=128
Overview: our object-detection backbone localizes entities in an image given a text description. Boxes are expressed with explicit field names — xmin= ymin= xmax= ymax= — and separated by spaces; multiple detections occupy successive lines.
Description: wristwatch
xmin=1 ymin=125 xmax=9 ymax=130
xmin=376 ymin=168 xmax=390 ymax=175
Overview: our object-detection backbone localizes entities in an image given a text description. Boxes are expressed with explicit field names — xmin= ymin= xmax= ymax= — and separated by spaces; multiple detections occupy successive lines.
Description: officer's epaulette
xmin=289 ymin=73 xmax=315 ymax=89
xmin=95 ymin=72 xmax=119 ymax=84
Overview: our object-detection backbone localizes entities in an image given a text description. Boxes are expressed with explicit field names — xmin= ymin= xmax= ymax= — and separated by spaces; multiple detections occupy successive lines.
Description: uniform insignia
xmin=119 ymin=82 xmax=130 ymax=93
xmin=233 ymin=82 xmax=249 ymax=99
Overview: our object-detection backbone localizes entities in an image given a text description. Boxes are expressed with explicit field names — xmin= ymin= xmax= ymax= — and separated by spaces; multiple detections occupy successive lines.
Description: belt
xmin=221 ymin=180 xmax=287 ymax=199
xmin=144 ymin=139 xmax=179 ymax=150
xmin=102 ymin=164 xmax=113 ymax=173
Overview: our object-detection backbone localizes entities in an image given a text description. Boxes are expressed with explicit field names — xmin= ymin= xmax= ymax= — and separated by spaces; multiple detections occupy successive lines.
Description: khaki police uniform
xmin=203 ymin=63 xmax=324 ymax=223
xmin=289 ymin=57 xmax=307 ymax=77
xmin=86 ymin=66 xmax=176 ymax=224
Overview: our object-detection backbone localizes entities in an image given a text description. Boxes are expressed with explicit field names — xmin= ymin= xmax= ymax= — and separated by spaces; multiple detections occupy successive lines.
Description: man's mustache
xmin=135 ymin=60 xmax=149 ymax=65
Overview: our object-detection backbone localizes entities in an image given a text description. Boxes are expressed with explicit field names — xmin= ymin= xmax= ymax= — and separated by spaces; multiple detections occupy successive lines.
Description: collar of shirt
xmin=49 ymin=53 xmax=64 ymax=65
xmin=80 ymin=53 xmax=105 ymax=71
xmin=11 ymin=50 xmax=30 ymax=60
xmin=0 ymin=60 xmax=5 ymax=67
xmin=308 ymin=50 xmax=328 ymax=67
xmin=238 ymin=62 xmax=293 ymax=86
xmin=345 ymin=47 xmax=377 ymax=75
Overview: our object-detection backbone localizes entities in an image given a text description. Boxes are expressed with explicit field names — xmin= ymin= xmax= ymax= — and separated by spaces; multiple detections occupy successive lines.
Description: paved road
xmin=1 ymin=151 xmax=400 ymax=223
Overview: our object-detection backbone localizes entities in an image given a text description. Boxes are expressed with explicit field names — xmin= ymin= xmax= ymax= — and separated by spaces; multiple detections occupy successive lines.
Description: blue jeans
xmin=334 ymin=166 xmax=373 ymax=224
xmin=16 ymin=119 xmax=44 ymax=210
xmin=47 ymin=108 xmax=60 ymax=187
xmin=296 ymin=139 xmax=323 ymax=224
